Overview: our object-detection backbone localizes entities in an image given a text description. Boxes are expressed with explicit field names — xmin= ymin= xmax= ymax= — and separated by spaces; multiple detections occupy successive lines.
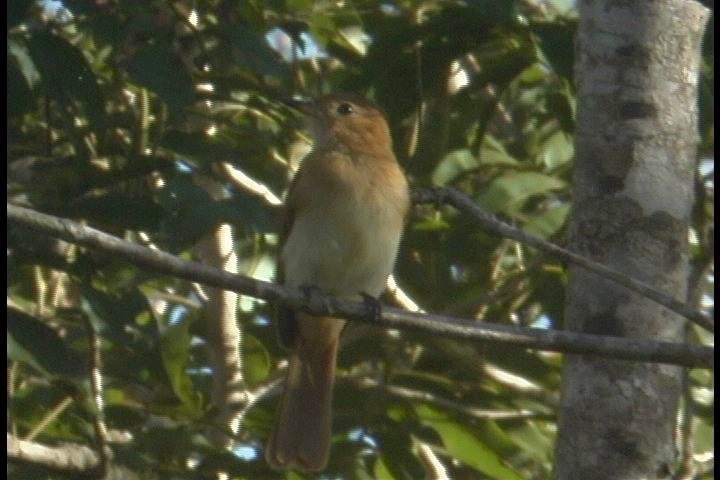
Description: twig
xmin=412 ymin=187 xmax=714 ymax=332
xmin=238 ymin=377 xmax=284 ymax=423
xmin=7 ymin=204 xmax=713 ymax=368
xmin=351 ymin=377 xmax=553 ymax=422
xmin=24 ymin=396 xmax=74 ymax=442
xmin=386 ymin=274 xmax=424 ymax=313
xmin=416 ymin=440 xmax=450 ymax=480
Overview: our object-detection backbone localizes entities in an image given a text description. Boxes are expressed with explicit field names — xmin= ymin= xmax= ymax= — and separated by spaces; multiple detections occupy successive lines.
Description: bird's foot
xmin=360 ymin=293 xmax=382 ymax=323
xmin=299 ymin=284 xmax=325 ymax=314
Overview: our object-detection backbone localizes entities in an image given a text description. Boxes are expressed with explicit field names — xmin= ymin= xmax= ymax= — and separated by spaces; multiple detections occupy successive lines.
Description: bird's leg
xmin=360 ymin=293 xmax=382 ymax=323
xmin=299 ymin=284 xmax=325 ymax=314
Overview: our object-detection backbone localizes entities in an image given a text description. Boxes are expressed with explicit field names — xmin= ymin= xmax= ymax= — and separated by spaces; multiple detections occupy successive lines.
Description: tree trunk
xmin=555 ymin=1 xmax=710 ymax=479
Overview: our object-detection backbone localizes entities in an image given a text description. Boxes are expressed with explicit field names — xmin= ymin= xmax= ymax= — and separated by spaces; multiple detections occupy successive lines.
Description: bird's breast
xmin=281 ymin=159 xmax=408 ymax=298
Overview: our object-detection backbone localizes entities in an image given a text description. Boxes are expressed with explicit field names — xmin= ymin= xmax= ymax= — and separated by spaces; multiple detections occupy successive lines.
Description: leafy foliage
xmin=7 ymin=1 xmax=713 ymax=479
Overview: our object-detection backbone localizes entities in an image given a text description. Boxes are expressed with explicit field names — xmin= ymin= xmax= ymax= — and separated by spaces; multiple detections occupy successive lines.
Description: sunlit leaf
xmin=432 ymin=149 xmax=481 ymax=186
xmin=478 ymin=171 xmax=566 ymax=215
xmin=535 ymin=131 xmax=574 ymax=171
xmin=243 ymin=334 xmax=271 ymax=385
xmin=415 ymin=405 xmax=524 ymax=480
xmin=480 ymin=135 xmax=520 ymax=166
xmin=506 ymin=420 xmax=555 ymax=465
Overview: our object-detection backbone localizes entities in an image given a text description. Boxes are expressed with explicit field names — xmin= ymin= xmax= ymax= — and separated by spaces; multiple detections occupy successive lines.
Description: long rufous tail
xmin=265 ymin=318 xmax=341 ymax=472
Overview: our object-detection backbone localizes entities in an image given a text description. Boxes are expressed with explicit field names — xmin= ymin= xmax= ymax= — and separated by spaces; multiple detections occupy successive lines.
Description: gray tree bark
xmin=555 ymin=1 xmax=710 ymax=479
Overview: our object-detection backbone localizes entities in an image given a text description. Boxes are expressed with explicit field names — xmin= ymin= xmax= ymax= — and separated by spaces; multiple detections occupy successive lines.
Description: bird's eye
xmin=336 ymin=103 xmax=354 ymax=116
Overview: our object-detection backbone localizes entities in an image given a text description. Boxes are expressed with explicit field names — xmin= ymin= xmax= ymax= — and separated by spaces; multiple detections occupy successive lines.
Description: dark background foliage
xmin=7 ymin=1 xmax=713 ymax=478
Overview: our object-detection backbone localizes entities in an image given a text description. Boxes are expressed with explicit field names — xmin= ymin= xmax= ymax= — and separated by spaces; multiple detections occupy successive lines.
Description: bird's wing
xmin=276 ymin=162 xmax=312 ymax=349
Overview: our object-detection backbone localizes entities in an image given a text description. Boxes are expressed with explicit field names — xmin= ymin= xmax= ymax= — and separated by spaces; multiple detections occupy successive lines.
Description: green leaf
xmin=523 ymin=203 xmax=570 ymax=238
xmin=480 ymin=135 xmax=521 ymax=167
xmin=546 ymin=0 xmax=578 ymax=15
xmin=478 ymin=171 xmax=566 ymax=215
xmin=8 ymin=0 xmax=34 ymax=30
xmin=532 ymin=20 xmax=577 ymax=83
xmin=156 ymin=312 xmax=204 ymax=417
xmin=126 ymin=43 xmax=195 ymax=110
xmin=505 ymin=421 xmax=554 ymax=466
xmin=157 ymin=176 xmax=278 ymax=249
xmin=79 ymin=287 xmax=148 ymax=341
xmin=157 ymin=177 xmax=223 ymax=249
xmin=377 ymin=428 xmax=424 ymax=480
xmin=7 ymin=56 xmax=34 ymax=118
xmin=432 ymin=149 xmax=481 ymax=186
xmin=373 ymin=456 xmax=399 ymax=480
xmin=7 ymin=307 xmax=86 ymax=381
xmin=545 ymin=86 xmax=576 ymax=134
xmin=243 ymin=335 xmax=271 ymax=385
xmin=693 ymin=416 xmax=714 ymax=454
xmin=161 ymin=126 xmax=276 ymax=173
xmin=221 ymin=194 xmax=278 ymax=234
xmin=415 ymin=404 xmax=524 ymax=480
xmin=62 ymin=0 xmax=104 ymax=16
xmin=161 ymin=130 xmax=239 ymax=164
xmin=412 ymin=218 xmax=451 ymax=232
xmin=535 ymin=131 xmax=574 ymax=171
xmin=26 ymin=30 xmax=106 ymax=131
xmin=72 ymin=192 xmax=163 ymax=232
xmin=230 ymin=26 xmax=289 ymax=77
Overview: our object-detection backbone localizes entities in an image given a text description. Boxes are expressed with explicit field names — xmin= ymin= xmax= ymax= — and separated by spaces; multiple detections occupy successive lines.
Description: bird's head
xmin=283 ymin=93 xmax=393 ymax=157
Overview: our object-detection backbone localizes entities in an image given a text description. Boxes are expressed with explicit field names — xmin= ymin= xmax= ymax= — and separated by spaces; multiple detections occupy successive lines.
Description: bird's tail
xmin=265 ymin=317 xmax=342 ymax=472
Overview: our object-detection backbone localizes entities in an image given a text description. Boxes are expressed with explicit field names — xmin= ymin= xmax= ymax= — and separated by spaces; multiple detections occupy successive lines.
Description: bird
xmin=265 ymin=93 xmax=410 ymax=472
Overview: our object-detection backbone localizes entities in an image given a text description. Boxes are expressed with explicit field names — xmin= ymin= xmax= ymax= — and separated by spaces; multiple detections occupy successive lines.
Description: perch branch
xmin=7 ymin=204 xmax=713 ymax=369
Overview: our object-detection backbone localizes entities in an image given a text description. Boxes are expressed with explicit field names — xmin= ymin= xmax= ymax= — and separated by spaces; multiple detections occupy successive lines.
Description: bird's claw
xmin=299 ymin=284 xmax=324 ymax=313
xmin=360 ymin=293 xmax=382 ymax=323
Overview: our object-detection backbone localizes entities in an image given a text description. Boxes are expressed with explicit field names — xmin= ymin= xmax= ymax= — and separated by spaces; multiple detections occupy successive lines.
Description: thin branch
xmin=199 ymin=223 xmax=244 ymax=450
xmin=237 ymin=376 xmax=284 ymax=426
xmin=85 ymin=318 xmax=110 ymax=476
xmin=193 ymin=176 xmax=244 ymax=453
xmin=217 ymin=162 xmax=283 ymax=206
xmin=202 ymin=376 xmax=283 ymax=443
xmin=7 ymin=204 xmax=713 ymax=369
xmin=416 ymin=440 xmax=450 ymax=480
xmin=412 ymin=187 xmax=714 ymax=332
xmin=8 ymin=361 xmax=20 ymax=436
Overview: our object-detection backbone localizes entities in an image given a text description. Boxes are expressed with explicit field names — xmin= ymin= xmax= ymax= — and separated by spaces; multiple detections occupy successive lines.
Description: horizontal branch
xmin=7 ymin=434 xmax=137 ymax=478
xmin=412 ymin=187 xmax=714 ymax=332
xmin=8 ymin=433 xmax=99 ymax=473
xmin=7 ymin=204 xmax=713 ymax=369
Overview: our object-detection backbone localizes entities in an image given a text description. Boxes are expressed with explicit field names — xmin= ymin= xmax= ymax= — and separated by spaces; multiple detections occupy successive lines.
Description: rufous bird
xmin=265 ymin=93 xmax=410 ymax=472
